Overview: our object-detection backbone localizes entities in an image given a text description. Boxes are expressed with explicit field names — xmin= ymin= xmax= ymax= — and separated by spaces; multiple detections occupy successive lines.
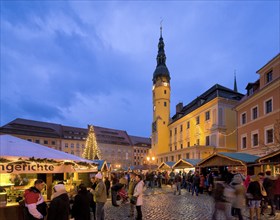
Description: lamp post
xmin=146 ymin=156 xmax=155 ymax=171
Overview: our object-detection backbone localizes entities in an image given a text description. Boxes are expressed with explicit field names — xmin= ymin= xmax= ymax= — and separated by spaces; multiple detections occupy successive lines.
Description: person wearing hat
xmin=92 ymin=172 xmax=107 ymax=220
xmin=24 ymin=179 xmax=47 ymax=220
xmin=47 ymin=183 xmax=70 ymax=220
xmin=230 ymin=174 xmax=246 ymax=220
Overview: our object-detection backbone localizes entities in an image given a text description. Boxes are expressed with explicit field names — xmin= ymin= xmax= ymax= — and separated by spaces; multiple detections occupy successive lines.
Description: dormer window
xmin=266 ymin=70 xmax=273 ymax=84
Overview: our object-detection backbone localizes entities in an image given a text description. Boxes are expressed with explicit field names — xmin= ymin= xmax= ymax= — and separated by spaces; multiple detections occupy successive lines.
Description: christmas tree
xmin=82 ymin=125 xmax=102 ymax=160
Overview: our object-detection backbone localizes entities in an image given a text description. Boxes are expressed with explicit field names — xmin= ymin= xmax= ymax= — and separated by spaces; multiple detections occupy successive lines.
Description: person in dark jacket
xmin=47 ymin=184 xmax=70 ymax=220
xmin=262 ymin=170 xmax=276 ymax=216
xmin=71 ymin=183 xmax=93 ymax=220
xmin=104 ymin=177 xmax=111 ymax=197
xmin=247 ymin=173 xmax=264 ymax=220
xmin=192 ymin=171 xmax=200 ymax=196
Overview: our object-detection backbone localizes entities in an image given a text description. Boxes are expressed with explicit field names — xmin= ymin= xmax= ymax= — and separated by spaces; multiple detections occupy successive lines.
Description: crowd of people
xmin=22 ymin=169 xmax=280 ymax=220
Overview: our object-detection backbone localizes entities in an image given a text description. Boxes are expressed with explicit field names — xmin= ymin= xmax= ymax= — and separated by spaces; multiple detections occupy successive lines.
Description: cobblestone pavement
xmin=103 ymin=186 xmax=280 ymax=220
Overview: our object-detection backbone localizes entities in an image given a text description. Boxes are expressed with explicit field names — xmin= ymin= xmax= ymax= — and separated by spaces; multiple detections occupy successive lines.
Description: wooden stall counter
xmin=0 ymin=203 xmax=24 ymax=220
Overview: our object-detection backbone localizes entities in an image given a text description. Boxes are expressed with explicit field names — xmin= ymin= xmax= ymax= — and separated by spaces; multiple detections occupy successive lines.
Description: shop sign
xmin=0 ymin=162 xmax=73 ymax=174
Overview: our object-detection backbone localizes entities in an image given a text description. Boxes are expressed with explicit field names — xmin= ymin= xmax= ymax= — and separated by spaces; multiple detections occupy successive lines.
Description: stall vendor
xmin=24 ymin=179 xmax=47 ymax=220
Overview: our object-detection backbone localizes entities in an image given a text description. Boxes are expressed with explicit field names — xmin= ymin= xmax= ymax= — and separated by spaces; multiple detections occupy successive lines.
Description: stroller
xmin=117 ymin=188 xmax=129 ymax=204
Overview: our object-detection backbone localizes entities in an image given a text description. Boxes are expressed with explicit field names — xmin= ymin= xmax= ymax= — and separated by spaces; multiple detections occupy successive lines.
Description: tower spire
xmin=153 ymin=23 xmax=170 ymax=84
xmin=234 ymin=70 xmax=238 ymax=92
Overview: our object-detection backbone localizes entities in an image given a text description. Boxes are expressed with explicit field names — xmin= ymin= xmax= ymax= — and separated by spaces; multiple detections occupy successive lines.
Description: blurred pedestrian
xmin=230 ymin=175 xmax=246 ymax=220
xmin=104 ymin=177 xmax=110 ymax=198
xmin=274 ymin=174 xmax=280 ymax=210
xmin=192 ymin=171 xmax=200 ymax=196
xmin=247 ymin=172 xmax=264 ymax=220
xmin=174 ymin=173 xmax=182 ymax=195
xmin=92 ymin=172 xmax=107 ymax=220
xmin=212 ymin=181 xmax=232 ymax=220
xmin=47 ymin=183 xmax=70 ymax=220
xmin=262 ymin=170 xmax=276 ymax=216
xmin=71 ymin=183 xmax=93 ymax=220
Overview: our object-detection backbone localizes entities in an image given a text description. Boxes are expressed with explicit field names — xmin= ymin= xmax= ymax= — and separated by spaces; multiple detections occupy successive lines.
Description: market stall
xmin=158 ymin=161 xmax=175 ymax=171
xmin=257 ymin=149 xmax=280 ymax=175
xmin=197 ymin=152 xmax=259 ymax=176
xmin=172 ymin=159 xmax=200 ymax=173
xmin=0 ymin=135 xmax=98 ymax=220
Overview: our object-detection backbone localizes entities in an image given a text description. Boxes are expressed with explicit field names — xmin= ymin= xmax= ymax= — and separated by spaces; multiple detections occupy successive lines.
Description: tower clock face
xmin=163 ymin=82 xmax=168 ymax=87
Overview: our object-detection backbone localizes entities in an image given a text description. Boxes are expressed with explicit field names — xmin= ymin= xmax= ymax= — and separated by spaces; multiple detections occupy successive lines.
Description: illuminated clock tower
xmin=151 ymin=26 xmax=171 ymax=159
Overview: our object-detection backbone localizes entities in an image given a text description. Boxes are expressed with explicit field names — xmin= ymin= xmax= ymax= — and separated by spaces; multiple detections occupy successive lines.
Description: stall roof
xmin=92 ymin=159 xmax=108 ymax=171
xmin=257 ymin=149 xmax=280 ymax=163
xmin=219 ymin=153 xmax=259 ymax=163
xmin=0 ymin=134 xmax=96 ymax=163
xmin=197 ymin=152 xmax=259 ymax=167
xmin=158 ymin=161 xmax=175 ymax=170
xmin=173 ymin=159 xmax=200 ymax=169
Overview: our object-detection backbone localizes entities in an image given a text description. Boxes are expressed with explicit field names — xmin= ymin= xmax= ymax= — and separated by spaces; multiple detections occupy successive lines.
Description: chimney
xmin=176 ymin=102 xmax=183 ymax=113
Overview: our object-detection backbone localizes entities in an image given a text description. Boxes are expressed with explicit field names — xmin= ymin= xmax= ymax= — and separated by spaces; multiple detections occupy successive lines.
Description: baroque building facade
xmin=0 ymin=118 xmax=151 ymax=169
xmin=235 ymin=54 xmax=280 ymax=156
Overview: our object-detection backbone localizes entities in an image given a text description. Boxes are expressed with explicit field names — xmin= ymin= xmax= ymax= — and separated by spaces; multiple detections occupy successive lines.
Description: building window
xmin=196 ymin=116 xmax=200 ymax=125
xmin=71 ymin=143 xmax=74 ymax=148
xmin=252 ymin=107 xmax=258 ymax=120
xmin=44 ymin=140 xmax=48 ymax=145
xmin=241 ymin=113 xmax=246 ymax=125
xmin=170 ymin=146 xmax=172 ymax=152
xmin=181 ymin=144 xmax=183 ymax=149
xmin=35 ymin=139 xmax=40 ymax=144
xmin=171 ymin=156 xmax=174 ymax=161
xmin=187 ymin=142 xmax=190 ymax=147
xmin=164 ymin=90 xmax=167 ymax=94
xmin=170 ymin=130 xmax=172 ymax=137
xmin=178 ymin=154 xmax=181 ymax=160
xmin=65 ymin=143 xmax=68 ymax=148
xmin=205 ymin=111 xmax=210 ymax=121
xmin=175 ymin=128 xmax=177 ymax=135
xmin=241 ymin=136 xmax=247 ymax=149
xmin=180 ymin=125 xmax=183 ymax=132
xmin=266 ymin=128 xmax=274 ymax=144
xmin=174 ymin=145 xmax=177 ymax=151
xmin=51 ymin=141 xmax=56 ymax=145
xmin=164 ymin=101 xmax=167 ymax=107
xmin=27 ymin=139 xmax=32 ymax=142
xmin=196 ymin=139 xmax=200 ymax=145
xmin=266 ymin=70 xmax=273 ymax=83
xmin=265 ymin=99 xmax=272 ymax=114
xmin=252 ymin=133 xmax=259 ymax=147
xmin=186 ymin=153 xmax=190 ymax=159
xmin=187 ymin=121 xmax=190 ymax=129
xmin=76 ymin=143 xmax=80 ymax=148
xmin=206 ymin=136 xmax=210 ymax=146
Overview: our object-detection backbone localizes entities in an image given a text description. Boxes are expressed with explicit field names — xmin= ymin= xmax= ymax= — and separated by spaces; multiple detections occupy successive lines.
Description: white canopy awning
xmin=0 ymin=135 xmax=97 ymax=173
